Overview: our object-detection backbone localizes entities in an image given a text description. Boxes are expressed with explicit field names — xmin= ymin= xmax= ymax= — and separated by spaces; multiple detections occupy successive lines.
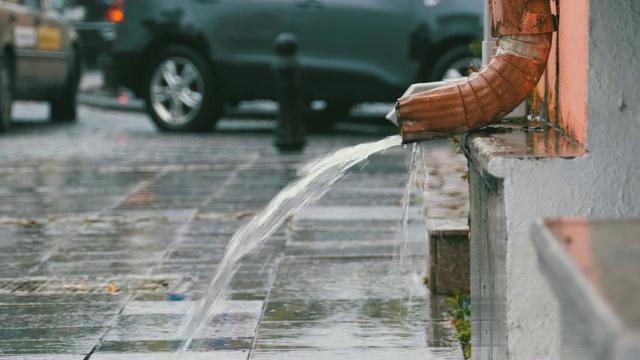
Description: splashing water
xmin=398 ymin=143 xmax=428 ymax=272
xmin=394 ymin=142 xmax=429 ymax=345
xmin=177 ymin=135 xmax=403 ymax=357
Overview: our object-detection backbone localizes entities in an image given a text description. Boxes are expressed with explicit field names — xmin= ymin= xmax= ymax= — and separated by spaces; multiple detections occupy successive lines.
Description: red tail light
xmin=107 ymin=0 xmax=126 ymax=23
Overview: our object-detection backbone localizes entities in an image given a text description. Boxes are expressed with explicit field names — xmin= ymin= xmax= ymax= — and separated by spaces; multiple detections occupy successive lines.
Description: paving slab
xmin=293 ymin=205 xmax=423 ymax=229
xmin=263 ymin=298 xmax=441 ymax=322
xmin=0 ymin=313 xmax=115 ymax=329
xmin=0 ymin=340 xmax=97 ymax=355
xmin=267 ymin=258 xmax=425 ymax=301
xmin=288 ymin=224 xmax=426 ymax=242
xmin=294 ymin=206 xmax=424 ymax=222
xmin=0 ymin=302 xmax=124 ymax=316
xmin=284 ymin=239 xmax=427 ymax=258
xmin=254 ymin=320 xmax=458 ymax=350
xmin=0 ymin=327 xmax=108 ymax=342
xmin=96 ymin=338 xmax=253 ymax=352
xmin=0 ymin=294 xmax=127 ymax=304
xmin=250 ymin=348 xmax=462 ymax=360
xmin=91 ymin=353 xmax=248 ymax=360
xmin=0 ymin=356 xmax=86 ymax=360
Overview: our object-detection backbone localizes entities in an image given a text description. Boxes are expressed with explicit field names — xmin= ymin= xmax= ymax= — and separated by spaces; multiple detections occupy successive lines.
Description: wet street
xmin=0 ymin=102 xmax=467 ymax=359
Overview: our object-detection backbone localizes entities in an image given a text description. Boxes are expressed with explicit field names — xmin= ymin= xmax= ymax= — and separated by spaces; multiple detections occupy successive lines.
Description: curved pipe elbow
xmin=398 ymin=33 xmax=552 ymax=142
xmin=396 ymin=0 xmax=555 ymax=142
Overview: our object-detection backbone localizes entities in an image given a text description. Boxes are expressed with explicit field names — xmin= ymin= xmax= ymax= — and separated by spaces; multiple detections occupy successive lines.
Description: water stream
xmin=394 ymin=142 xmax=430 ymax=346
xmin=397 ymin=143 xmax=428 ymax=273
xmin=177 ymin=135 xmax=403 ymax=356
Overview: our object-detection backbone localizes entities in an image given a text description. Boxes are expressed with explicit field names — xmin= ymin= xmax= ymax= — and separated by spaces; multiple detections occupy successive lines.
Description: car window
xmin=49 ymin=0 xmax=65 ymax=13
xmin=23 ymin=0 xmax=42 ymax=10
xmin=49 ymin=0 xmax=69 ymax=14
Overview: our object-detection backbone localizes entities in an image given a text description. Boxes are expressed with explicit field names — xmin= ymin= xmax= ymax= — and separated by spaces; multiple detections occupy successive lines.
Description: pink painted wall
xmin=557 ymin=0 xmax=588 ymax=145
xmin=533 ymin=0 xmax=588 ymax=145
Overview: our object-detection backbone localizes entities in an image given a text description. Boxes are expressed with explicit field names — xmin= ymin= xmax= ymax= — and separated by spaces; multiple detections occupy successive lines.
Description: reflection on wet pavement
xmin=0 ymin=106 xmax=464 ymax=359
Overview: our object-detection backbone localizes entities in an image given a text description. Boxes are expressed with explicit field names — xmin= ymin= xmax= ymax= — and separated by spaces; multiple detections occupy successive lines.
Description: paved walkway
xmin=0 ymin=91 xmax=469 ymax=359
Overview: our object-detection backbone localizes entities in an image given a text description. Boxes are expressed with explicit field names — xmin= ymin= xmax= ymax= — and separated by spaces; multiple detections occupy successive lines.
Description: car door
xmin=190 ymin=0 xmax=293 ymax=99
xmin=38 ymin=0 xmax=72 ymax=86
xmin=289 ymin=0 xmax=414 ymax=102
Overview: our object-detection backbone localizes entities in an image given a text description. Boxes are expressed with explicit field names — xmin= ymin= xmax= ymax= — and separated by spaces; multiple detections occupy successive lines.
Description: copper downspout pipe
xmin=396 ymin=0 xmax=556 ymax=142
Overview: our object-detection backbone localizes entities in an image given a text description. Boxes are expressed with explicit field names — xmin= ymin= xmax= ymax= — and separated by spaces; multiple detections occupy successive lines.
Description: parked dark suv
xmin=111 ymin=0 xmax=482 ymax=132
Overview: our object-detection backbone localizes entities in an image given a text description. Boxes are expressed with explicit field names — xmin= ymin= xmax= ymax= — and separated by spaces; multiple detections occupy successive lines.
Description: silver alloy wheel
xmin=150 ymin=56 xmax=204 ymax=126
xmin=0 ymin=66 xmax=11 ymax=128
xmin=442 ymin=57 xmax=481 ymax=80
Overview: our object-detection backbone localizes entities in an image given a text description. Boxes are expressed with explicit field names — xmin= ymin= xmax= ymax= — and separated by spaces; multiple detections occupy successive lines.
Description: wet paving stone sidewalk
xmin=0 ymin=129 xmax=467 ymax=359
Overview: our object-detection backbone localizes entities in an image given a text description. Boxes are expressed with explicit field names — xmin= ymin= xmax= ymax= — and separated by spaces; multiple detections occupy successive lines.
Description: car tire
xmin=430 ymin=45 xmax=480 ymax=81
xmin=143 ymin=45 xmax=222 ymax=132
xmin=51 ymin=48 xmax=79 ymax=123
xmin=0 ymin=57 xmax=13 ymax=133
xmin=305 ymin=101 xmax=351 ymax=134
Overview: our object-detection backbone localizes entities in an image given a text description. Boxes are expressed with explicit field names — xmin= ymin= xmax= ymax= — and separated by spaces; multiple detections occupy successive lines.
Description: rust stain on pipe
xmin=491 ymin=0 xmax=556 ymax=36
xmin=397 ymin=0 xmax=555 ymax=142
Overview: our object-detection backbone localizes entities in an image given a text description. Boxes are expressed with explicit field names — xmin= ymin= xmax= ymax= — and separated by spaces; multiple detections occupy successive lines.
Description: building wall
xmin=464 ymin=1 xmax=640 ymax=358
xmin=558 ymin=0 xmax=588 ymax=144
xmin=534 ymin=0 xmax=588 ymax=145
xmin=506 ymin=1 xmax=640 ymax=356
xmin=587 ymin=1 xmax=640 ymax=154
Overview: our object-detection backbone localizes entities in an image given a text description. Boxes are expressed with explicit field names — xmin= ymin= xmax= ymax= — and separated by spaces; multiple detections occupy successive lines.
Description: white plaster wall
xmin=503 ymin=158 xmax=578 ymax=358
xmin=495 ymin=1 xmax=640 ymax=357
xmin=587 ymin=0 xmax=640 ymax=180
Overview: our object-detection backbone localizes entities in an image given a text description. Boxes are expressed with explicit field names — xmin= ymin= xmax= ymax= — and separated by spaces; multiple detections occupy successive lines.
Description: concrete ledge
xmin=462 ymin=124 xmax=586 ymax=358
xmin=463 ymin=124 xmax=585 ymax=178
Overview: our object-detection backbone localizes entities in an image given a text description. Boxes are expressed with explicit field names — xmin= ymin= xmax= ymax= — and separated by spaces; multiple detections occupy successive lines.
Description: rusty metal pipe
xmin=396 ymin=0 xmax=555 ymax=142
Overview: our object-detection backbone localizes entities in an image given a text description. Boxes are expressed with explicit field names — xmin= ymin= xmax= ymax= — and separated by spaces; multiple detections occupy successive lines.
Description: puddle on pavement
xmin=0 ymin=135 xmax=462 ymax=359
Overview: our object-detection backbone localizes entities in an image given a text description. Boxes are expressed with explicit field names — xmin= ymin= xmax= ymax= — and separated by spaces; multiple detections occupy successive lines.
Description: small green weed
xmin=449 ymin=137 xmax=469 ymax=183
xmin=450 ymin=136 xmax=464 ymax=155
xmin=445 ymin=289 xmax=472 ymax=359
xmin=469 ymin=38 xmax=482 ymax=57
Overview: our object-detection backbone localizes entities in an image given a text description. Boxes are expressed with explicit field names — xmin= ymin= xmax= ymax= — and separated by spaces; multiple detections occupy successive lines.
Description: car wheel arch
xmin=416 ymin=36 xmax=476 ymax=82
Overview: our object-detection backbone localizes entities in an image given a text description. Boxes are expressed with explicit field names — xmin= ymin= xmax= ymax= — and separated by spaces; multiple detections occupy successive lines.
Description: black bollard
xmin=99 ymin=24 xmax=119 ymax=95
xmin=273 ymin=33 xmax=306 ymax=152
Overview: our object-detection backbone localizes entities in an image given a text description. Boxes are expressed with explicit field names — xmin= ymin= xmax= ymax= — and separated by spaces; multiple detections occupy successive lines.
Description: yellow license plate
xmin=37 ymin=27 xmax=62 ymax=51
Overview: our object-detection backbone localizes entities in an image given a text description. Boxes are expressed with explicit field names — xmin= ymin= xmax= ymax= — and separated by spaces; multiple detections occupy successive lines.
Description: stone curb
xmin=427 ymin=218 xmax=470 ymax=295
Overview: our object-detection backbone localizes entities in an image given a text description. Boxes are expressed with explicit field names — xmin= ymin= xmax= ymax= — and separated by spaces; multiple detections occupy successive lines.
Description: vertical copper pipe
xmin=397 ymin=0 xmax=555 ymax=142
